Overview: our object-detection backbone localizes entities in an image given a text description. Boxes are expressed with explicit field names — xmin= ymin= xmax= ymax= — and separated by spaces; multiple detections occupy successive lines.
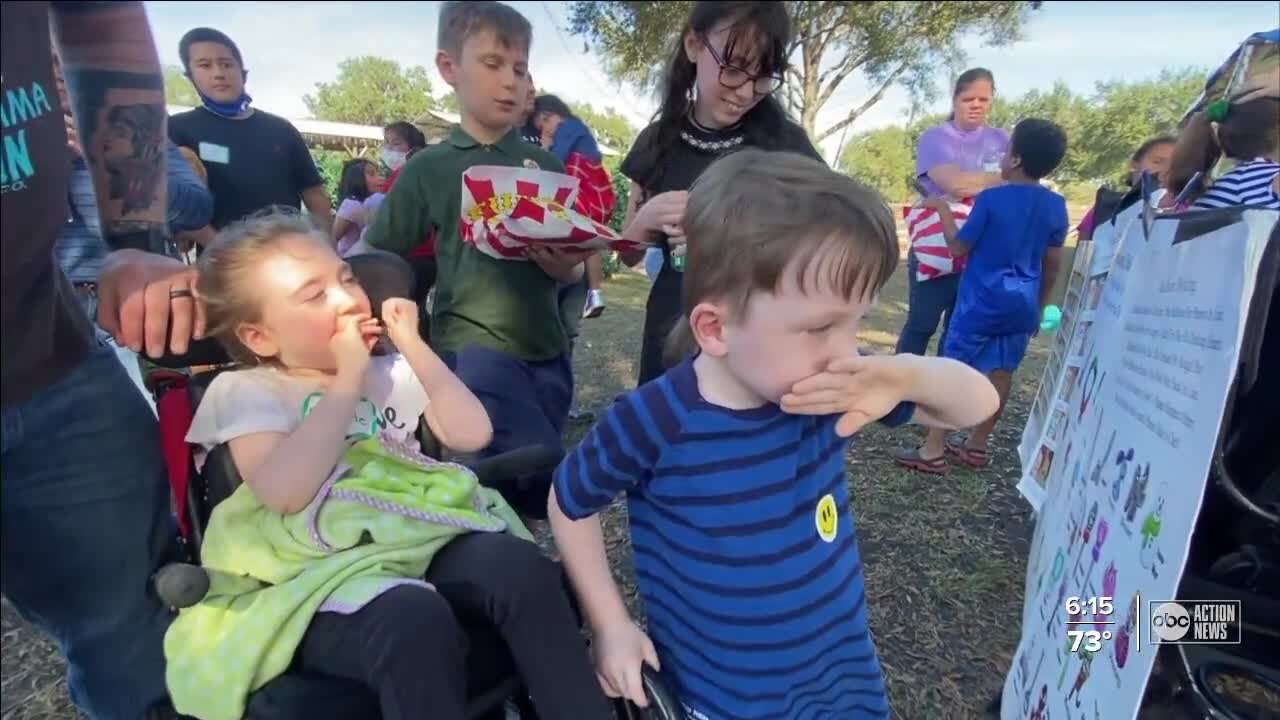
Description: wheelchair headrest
xmin=347 ymin=251 xmax=414 ymax=318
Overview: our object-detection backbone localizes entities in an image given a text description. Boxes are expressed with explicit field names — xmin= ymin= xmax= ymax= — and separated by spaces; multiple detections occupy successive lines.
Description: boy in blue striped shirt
xmin=550 ymin=149 xmax=999 ymax=720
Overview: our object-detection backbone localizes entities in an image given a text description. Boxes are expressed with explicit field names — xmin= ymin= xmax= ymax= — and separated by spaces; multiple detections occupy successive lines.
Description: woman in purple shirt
xmin=898 ymin=68 xmax=1010 ymax=357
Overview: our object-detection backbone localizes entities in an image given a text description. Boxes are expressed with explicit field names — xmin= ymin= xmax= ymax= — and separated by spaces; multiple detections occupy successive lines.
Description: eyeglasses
xmin=702 ymin=37 xmax=784 ymax=96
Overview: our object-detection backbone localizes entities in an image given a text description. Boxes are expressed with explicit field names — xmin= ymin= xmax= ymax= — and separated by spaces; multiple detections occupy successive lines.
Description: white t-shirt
xmin=186 ymin=353 xmax=429 ymax=451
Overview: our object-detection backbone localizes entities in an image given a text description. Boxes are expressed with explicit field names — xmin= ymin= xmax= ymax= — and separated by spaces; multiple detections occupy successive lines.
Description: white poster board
xmin=1017 ymin=199 xmax=1160 ymax=510
xmin=1002 ymin=208 xmax=1276 ymax=720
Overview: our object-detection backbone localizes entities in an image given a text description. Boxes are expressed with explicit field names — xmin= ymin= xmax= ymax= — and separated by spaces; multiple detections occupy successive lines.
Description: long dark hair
xmin=947 ymin=67 xmax=995 ymax=121
xmin=338 ymin=158 xmax=374 ymax=202
xmin=533 ymin=94 xmax=575 ymax=120
xmin=638 ymin=1 xmax=794 ymax=191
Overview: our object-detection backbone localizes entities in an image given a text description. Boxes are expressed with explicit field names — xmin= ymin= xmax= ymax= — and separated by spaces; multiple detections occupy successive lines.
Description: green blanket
xmin=164 ymin=436 xmax=531 ymax=720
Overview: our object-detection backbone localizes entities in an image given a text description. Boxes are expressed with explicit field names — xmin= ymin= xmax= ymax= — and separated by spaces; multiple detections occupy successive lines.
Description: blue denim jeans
xmin=1 ymin=339 xmax=177 ymax=719
xmin=896 ymin=251 xmax=961 ymax=357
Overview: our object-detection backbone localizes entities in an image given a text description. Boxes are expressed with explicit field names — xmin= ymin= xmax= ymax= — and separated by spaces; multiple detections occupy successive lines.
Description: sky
xmin=144 ymin=1 xmax=1278 ymax=157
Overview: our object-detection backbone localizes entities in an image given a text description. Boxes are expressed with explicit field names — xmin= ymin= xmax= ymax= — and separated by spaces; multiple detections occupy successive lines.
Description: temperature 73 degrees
xmin=1068 ymin=629 xmax=1113 ymax=652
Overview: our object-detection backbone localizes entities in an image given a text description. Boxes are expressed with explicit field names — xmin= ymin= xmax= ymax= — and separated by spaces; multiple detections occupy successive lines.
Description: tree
xmin=839 ymin=125 xmax=916 ymax=202
xmin=435 ymin=92 xmax=460 ymax=116
xmin=303 ymin=56 xmax=436 ymax=126
xmin=988 ymin=81 xmax=1092 ymax=180
xmin=164 ymin=65 xmax=200 ymax=107
xmin=570 ymin=102 xmax=637 ymax=152
xmin=1073 ymin=68 xmax=1203 ymax=182
xmin=568 ymin=1 xmax=1041 ymax=144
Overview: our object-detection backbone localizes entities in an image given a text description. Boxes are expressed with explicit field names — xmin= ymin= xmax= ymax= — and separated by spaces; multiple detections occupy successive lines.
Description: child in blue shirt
xmin=548 ymin=149 xmax=999 ymax=720
xmin=896 ymin=118 xmax=1068 ymax=473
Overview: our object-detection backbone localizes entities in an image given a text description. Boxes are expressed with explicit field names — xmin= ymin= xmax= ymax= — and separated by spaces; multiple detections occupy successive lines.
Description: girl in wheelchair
xmin=163 ymin=213 xmax=613 ymax=720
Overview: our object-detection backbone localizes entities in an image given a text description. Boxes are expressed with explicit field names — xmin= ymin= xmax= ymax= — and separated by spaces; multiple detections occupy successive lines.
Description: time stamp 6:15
xmin=1065 ymin=596 xmax=1115 ymax=653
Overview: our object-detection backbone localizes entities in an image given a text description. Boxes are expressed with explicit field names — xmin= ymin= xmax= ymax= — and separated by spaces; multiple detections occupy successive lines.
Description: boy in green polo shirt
xmin=365 ymin=0 xmax=589 ymax=518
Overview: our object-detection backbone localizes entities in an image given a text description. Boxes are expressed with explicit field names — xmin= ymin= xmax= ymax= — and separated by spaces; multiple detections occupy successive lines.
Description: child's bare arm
xmin=1040 ymin=246 xmax=1065 ymax=309
xmin=922 ymin=197 xmax=968 ymax=256
xmin=782 ymin=353 xmax=998 ymax=436
xmin=381 ymin=298 xmax=493 ymax=453
xmin=549 ymin=488 xmax=659 ymax=706
xmin=898 ymin=355 xmax=1000 ymax=429
xmin=548 ymin=490 xmax=633 ymax=631
xmin=229 ymin=376 xmax=364 ymax=515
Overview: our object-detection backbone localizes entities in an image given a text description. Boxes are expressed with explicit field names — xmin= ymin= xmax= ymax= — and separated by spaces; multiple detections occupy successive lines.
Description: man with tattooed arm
xmin=1 ymin=2 xmax=202 ymax=718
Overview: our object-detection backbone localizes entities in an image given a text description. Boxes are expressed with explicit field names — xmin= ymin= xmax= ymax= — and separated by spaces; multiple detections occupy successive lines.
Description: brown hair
xmin=1167 ymin=96 xmax=1280 ymax=198
xmin=437 ymin=1 xmax=532 ymax=60
xmin=197 ymin=211 xmax=328 ymax=364
xmin=948 ymin=67 xmax=995 ymax=121
xmin=665 ymin=149 xmax=899 ymax=365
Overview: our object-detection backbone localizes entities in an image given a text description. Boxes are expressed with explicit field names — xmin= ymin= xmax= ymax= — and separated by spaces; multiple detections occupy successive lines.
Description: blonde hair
xmin=197 ymin=211 xmax=328 ymax=364
xmin=665 ymin=149 xmax=899 ymax=365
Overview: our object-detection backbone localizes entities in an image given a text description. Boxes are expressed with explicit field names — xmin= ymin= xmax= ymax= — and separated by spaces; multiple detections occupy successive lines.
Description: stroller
xmin=145 ymin=251 xmax=679 ymax=720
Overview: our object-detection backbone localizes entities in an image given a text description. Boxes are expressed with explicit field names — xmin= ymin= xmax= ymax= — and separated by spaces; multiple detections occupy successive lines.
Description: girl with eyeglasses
xmin=616 ymin=0 xmax=823 ymax=386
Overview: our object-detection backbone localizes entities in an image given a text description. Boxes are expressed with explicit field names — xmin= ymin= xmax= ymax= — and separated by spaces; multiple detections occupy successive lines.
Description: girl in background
xmin=534 ymin=94 xmax=615 ymax=320
xmin=1076 ymin=136 xmax=1175 ymax=242
xmin=332 ymin=158 xmax=385 ymax=257
xmin=616 ymin=0 xmax=823 ymax=386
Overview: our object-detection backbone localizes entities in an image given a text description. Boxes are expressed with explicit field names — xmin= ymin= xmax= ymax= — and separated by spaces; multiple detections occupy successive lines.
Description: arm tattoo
xmin=51 ymin=1 xmax=168 ymax=244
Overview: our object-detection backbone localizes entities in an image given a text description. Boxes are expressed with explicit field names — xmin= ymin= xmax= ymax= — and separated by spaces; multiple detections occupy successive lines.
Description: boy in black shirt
xmin=168 ymin=28 xmax=331 ymax=241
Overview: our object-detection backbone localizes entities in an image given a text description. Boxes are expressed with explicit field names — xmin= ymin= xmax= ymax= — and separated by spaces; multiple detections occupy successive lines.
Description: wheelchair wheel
xmin=1189 ymin=657 xmax=1280 ymax=720
xmin=613 ymin=666 xmax=682 ymax=720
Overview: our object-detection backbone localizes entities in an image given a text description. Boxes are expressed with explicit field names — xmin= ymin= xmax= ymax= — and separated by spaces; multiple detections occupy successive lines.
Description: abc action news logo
xmin=1149 ymin=600 xmax=1242 ymax=644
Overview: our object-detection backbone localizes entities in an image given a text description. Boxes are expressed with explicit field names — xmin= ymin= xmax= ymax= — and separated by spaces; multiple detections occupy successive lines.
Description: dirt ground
xmin=0 ymin=224 xmax=1127 ymax=720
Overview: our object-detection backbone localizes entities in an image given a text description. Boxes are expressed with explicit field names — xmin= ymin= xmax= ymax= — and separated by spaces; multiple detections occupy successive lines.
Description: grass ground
xmin=0 ymin=244 xmax=1063 ymax=719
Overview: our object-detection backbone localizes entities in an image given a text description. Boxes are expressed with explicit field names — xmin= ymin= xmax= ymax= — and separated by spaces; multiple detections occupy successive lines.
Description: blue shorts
xmin=943 ymin=329 xmax=1033 ymax=374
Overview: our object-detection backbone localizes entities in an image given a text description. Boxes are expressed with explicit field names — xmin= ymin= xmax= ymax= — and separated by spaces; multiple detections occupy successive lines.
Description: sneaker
xmin=582 ymin=289 xmax=606 ymax=319
xmin=568 ymin=407 xmax=596 ymax=423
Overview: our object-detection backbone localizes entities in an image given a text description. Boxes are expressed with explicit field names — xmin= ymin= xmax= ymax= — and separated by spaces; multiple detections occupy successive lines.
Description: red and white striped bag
xmin=903 ymin=197 xmax=974 ymax=281
xmin=460 ymin=165 xmax=646 ymax=261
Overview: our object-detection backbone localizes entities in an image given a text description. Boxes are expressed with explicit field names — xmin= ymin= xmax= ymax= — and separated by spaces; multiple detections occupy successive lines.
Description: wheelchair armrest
xmin=468 ymin=445 xmax=564 ymax=488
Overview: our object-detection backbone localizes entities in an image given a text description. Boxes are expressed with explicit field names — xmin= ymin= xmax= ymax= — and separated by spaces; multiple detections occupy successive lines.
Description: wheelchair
xmin=146 ymin=251 xmax=680 ymax=720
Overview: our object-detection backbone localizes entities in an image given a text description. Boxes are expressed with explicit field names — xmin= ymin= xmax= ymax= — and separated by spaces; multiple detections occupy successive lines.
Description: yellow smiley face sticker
xmin=815 ymin=493 xmax=838 ymax=543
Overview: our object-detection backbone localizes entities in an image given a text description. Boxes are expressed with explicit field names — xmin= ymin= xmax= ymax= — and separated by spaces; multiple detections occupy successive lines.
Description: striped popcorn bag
xmin=460 ymin=165 xmax=646 ymax=261
xmin=903 ymin=196 xmax=974 ymax=281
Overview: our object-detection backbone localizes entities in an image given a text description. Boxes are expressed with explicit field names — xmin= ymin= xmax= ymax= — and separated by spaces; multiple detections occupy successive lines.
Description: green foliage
xmin=840 ymin=125 xmax=916 ymax=202
xmin=838 ymin=69 xmax=1206 ymax=203
xmin=164 ymin=65 xmax=200 ymax=107
xmin=570 ymin=102 xmax=638 ymax=153
xmin=568 ymin=1 xmax=1040 ymax=143
xmin=312 ymin=149 xmax=347 ymax=202
xmin=303 ymin=56 xmax=437 ymax=126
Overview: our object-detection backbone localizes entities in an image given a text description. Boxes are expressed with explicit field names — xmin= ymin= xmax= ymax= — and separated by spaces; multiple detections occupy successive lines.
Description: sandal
xmin=892 ymin=447 xmax=948 ymax=475
xmin=945 ymin=435 xmax=991 ymax=469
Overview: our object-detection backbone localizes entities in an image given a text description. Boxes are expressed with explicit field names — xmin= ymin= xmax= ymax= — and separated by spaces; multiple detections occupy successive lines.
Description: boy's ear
xmin=237 ymin=322 xmax=277 ymax=361
xmin=689 ymin=300 xmax=730 ymax=358
xmin=683 ymin=30 xmax=702 ymax=65
xmin=436 ymin=50 xmax=458 ymax=88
